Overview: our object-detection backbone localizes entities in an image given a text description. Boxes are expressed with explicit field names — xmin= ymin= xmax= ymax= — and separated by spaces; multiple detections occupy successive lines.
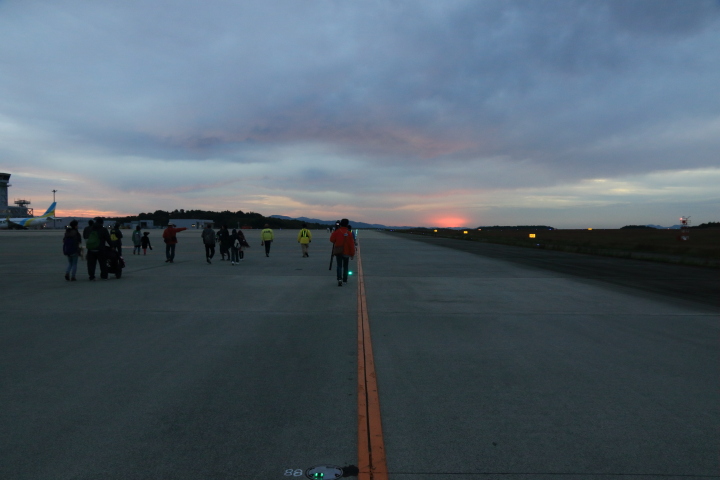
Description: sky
xmin=1 ymin=0 xmax=719 ymax=228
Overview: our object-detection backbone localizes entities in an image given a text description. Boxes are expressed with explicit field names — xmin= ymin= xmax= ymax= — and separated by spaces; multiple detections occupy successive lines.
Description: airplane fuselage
xmin=0 ymin=202 xmax=57 ymax=230
xmin=0 ymin=217 xmax=46 ymax=229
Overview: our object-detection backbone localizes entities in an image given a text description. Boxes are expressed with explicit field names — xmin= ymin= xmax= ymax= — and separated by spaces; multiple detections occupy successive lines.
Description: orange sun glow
xmin=431 ymin=216 xmax=468 ymax=228
xmin=58 ymin=209 xmax=131 ymax=218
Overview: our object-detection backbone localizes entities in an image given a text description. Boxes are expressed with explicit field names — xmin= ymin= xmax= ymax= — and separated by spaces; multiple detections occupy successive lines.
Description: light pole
xmin=52 ymin=189 xmax=57 ymax=229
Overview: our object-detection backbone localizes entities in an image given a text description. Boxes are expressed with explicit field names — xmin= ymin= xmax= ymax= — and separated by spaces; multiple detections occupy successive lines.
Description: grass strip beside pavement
xmin=395 ymin=228 xmax=720 ymax=268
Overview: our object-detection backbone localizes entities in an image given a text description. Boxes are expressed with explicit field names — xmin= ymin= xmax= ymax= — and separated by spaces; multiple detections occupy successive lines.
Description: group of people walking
xmin=131 ymin=225 xmax=152 ymax=255
xmin=63 ymin=217 xmax=356 ymax=286
xmin=62 ymin=218 xmax=357 ymax=285
xmin=62 ymin=217 xmax=119 ymax=281
xmin=201 ymin=224 xmax=251 ymax=264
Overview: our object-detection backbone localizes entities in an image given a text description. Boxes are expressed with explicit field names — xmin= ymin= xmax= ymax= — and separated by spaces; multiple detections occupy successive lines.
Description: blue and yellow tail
xmin=40 ymin=202 xmax=56 ymax=218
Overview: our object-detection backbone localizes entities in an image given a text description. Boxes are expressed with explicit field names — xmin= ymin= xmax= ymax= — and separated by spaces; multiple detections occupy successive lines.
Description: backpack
xmin=332 ymin=232 xmax=347 ymax=256
xmin=332 ymin=228 xmax=355 ymax=256
xmin=86 ymin=229 xmax=101 ymax=250
xmin=202 ymin=229 xmax=215 ymax=245
xmin=62 ymin=234 xmax=78 ymax=255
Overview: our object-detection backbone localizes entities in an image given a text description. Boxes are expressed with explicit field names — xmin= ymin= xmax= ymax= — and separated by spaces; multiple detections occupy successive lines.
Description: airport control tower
xmin=0 ymin=173 xmax=9 ymax=209
xmin=0 ymin=173 xmax=32 ymax=217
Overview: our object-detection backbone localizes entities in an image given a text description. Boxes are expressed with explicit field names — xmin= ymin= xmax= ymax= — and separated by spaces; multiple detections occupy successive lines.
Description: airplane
xmin=0 ymin=202 xmax=57 ymax=229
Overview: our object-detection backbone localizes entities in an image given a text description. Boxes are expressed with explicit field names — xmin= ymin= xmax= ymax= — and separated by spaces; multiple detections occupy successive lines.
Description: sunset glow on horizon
xmin=431 ymin=216 xmax=470 ymax=228
xmin=58 ymin=209 xmax=134 ymax=219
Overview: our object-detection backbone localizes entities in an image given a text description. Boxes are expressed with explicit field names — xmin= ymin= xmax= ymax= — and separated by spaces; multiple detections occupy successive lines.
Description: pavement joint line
xmin=357 ymin=247 xmax=388 ymax=480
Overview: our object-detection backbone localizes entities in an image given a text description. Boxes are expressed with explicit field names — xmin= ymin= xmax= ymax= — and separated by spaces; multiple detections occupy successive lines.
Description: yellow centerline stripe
xmin=357 ymin=248 xmax=388 ymax=480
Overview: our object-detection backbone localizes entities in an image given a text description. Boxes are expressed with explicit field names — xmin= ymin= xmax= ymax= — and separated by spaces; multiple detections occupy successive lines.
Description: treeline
xmin=695 ymin=222 xmax=720 ymax=229
xmin=108 ymin=209 xmax=327 ymax=230
xmin=622 ymin=222 xmax=720 ymax=230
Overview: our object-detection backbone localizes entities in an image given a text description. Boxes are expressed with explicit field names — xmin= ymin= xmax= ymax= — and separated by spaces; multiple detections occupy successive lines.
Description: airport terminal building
xmin=164 ymin=219 xmax=212 ymax=229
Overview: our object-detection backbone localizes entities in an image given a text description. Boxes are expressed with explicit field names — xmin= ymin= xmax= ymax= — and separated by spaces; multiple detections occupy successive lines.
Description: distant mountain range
xmin=271 ymin=216 xmax=688 ymax=230
xmin=270 ymin=215 xmax=415 ymax=230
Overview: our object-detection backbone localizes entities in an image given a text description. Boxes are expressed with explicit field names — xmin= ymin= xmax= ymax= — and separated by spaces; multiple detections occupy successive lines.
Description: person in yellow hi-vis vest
xmin=260 ymin=224 xmax=274 ymax=257
xmin=297 ymin=223 xmax=313 ymax=257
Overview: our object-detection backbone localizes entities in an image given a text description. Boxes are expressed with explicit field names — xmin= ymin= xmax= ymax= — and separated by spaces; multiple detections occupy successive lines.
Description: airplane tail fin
xmin=40 ymin=202 xmax=57 ymax=218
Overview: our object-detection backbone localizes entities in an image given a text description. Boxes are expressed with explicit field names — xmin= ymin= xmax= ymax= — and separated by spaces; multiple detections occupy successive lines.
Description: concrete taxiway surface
xmin=1 ymin=229 xmax=717 ymax=479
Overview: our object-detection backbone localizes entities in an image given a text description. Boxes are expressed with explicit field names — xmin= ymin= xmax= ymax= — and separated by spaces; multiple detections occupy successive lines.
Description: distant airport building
xmin=50 ymin=218 xmax=156 ymax=231
xmin=130 ymin=220 xmax=155 ymax=230
xmin=166 ymin=219 xmax=212 ymax=229
xmin=52 ymin=217 xmax=92 ymax=230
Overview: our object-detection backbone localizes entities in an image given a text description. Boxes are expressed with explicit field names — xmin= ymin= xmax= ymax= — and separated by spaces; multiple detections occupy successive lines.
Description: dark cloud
xmin=1 ymin=0 xmax=718 ymax=226
xmin=607 ymin=0 xmax=720 ymax=35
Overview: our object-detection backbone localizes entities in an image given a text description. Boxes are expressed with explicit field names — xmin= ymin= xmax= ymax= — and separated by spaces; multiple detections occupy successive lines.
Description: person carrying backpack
xmin=297 ymin=223 xmax=312 ymax=257
xmin=201 ymin=224 xmax=216 ymax=264
xmin=230 ymin=229 xmax=241 ymax=265
xmin=82 ymin=219 xmax=94 ymax=239
xmin=85 ymin=217 xmax=112 ymax=280
xmin=329 ymin=218 xmax=356 ymax=287
xmin=62 ymin=219 xmax=82 ymax=281
xmin=110 ymin=222 xmax=123 ymax=256
xmin=131 ymin=225 xmax=142 ymax=255
xmin=260 ymin=224 xmax=274 ymax=257
xmin=217 ymin=225 xmax=231 ymax=261
xmin=236 ymin=228 xmax=249 ymax=261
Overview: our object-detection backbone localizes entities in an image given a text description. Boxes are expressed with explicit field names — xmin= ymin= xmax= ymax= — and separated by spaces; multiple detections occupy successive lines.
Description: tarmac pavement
xmin=0 ymin=229 xmax=717 ymax=479
xmin=1 ymin=229 xmax=357 ymax=479
xmin=361 ymin=231 xmax=718 ymax=479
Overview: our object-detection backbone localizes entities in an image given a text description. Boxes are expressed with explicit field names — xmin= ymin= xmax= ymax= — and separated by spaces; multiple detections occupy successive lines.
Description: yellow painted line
xmin=357 ymin=248 xmax=388 ymax=480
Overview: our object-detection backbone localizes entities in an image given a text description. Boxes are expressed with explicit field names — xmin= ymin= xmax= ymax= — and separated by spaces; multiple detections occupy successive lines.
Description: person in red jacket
xmin=330 ymin=218 xmax=356 ymax=287
xmin=162 ymin=223 xmax=188 ymax=263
